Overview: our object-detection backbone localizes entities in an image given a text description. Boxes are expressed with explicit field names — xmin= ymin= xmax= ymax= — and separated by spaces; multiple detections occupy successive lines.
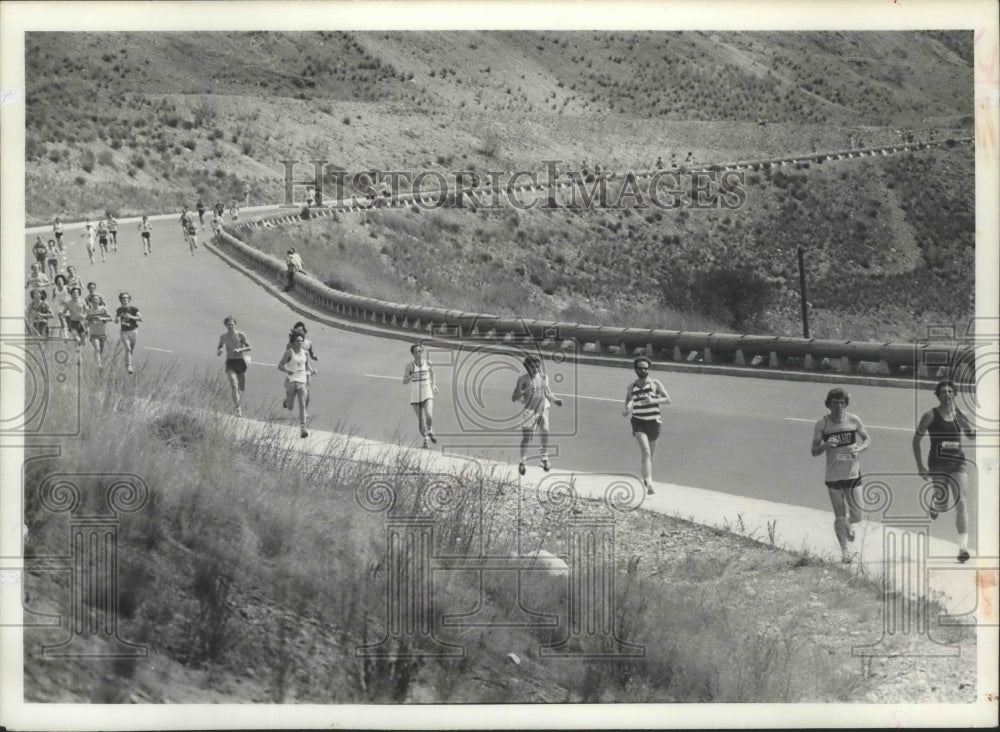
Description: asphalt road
xmin=21 ymin=215 xmax=980 ymax=546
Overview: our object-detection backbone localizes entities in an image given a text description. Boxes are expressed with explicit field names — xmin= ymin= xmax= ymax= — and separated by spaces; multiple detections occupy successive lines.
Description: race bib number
xmin=836 ymin=453 xmax=856 ymax=461
xmin=941 ymin=440 xmax=961 ymax=455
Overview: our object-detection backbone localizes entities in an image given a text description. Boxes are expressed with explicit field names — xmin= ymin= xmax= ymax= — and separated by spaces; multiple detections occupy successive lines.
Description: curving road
xmin=21 ymin=215 xmax=980 ymax=546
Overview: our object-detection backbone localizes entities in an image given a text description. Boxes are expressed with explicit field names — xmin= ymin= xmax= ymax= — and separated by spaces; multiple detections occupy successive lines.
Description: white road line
xmin=785 ymin=417 xmax=911 ymax=432
xmin=143 ymin=346 xmax=173 ymax=353
xmin=255 ymin=362 xmax=278 ymax=367
xmin=365 ymin=375 xmax=620 ymax=403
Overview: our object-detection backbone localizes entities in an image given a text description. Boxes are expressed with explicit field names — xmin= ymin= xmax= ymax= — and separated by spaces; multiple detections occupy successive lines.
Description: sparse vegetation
xmin=23 ymin=368 xmax=973 ymax=703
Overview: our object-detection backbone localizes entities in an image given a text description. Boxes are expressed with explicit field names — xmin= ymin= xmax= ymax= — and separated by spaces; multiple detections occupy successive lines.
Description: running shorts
xmin=631 ymin=417 xmax=661 ymax=441
xmin=225 ymin=358 xmax=248 ymax=375
xmin=825 ymin=477 xmax=862 ymax=491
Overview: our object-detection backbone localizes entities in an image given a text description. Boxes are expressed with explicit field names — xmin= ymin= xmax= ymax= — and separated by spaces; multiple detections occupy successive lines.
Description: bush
xmin=152 ymin=411 xmax=204 ymax=448
xmin=97 ymin=150 xmax=115 ymax=167
xmin=690 ymin=266 xmax=773 ymax=332
xmin=74 ymin=176 xmax=86 ymax=186
xmin=80 ymin=150 xmax=96 ymax=173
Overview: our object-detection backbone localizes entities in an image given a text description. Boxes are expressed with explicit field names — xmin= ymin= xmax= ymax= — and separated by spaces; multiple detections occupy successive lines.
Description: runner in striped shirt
xmin=622 ymin=357 xmax=671 ymax=495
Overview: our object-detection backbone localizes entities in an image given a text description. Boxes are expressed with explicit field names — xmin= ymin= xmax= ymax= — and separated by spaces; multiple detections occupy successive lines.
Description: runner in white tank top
xmin=402 ymin=342 xmax=438 ymax=448
xmin=278 ymin=333 xmax=315 ymax=438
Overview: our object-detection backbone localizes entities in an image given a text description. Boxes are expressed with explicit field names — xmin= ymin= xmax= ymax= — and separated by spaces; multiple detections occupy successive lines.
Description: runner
xmin=106 ymin=213 xmax=118 ymax=251
xmin=217 ymin=316 xmax=252 ymax=416
xmin=913 ymin=380 xmax=976 ymax=563
xmin=214 ymin=200 xmax=225 ymax=220
xmin=32 ymin=236 xmax=47 ymax=268
xmin=138 ymin=215 xmax=152 ymax=256
xmin=511 ymin=354 xmax=563 ymax=475
xmin=180 ymin=206 xmax=191 ymax=232
xmin=52 ymin=217 xmax=64 ymax=251
xmin=81 ymin=223 xmax=96 ymax=265
xmin=85 ymin=295 xmax=113 ymax=369
xmin=289 ymin=322 xmax=319 ymax=362
xmin=61 ymin=286 xmax=88 ymax=357
xmin=229 ymin=199 xmax=240 ymax=221
xmin=25 ymin=263 xmax=51 ymax=291
xmin=26 ymin=289 xmax=53 ymax=339
xmin=114 ymin=292 xmax=142 ymax=375
xmin=210 ymin=213 xmax=223 ymax=242
xmin=64 ymin=265 xmax=82 ymax=293
xmin=51 ymin=274 xmax=71 ymax=339
xmin=85 ymin=281 xmax=106 ymax=307
xmin=810 ymin=387 xmax=871 ymax=564
xmin=96 ymin=220 xmax=109 ymax=262
xmin=196 ymin=199 xmax=206 ymax=228
xmin=278 ymin=332 xmax=315 ymax=438
xmin=622 ymin=356 xmax=671 ymax=495
xmin=403 ymin=342 xmax=438 ymax=448
xmin=185 ymin=219 xmax=199 ymax=255
xmin=45 ymin=239 xmax=60 ymax=280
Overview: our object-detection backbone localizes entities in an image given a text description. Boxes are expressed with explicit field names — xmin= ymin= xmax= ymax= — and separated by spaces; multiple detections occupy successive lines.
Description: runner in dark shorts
xmin=811 ymin=388 xmax=872 ymax=564
xmin=217 ymin=315 xmax=252 ymax=416
xmin=913 ymin=380 xmax=976 ymax=563
xmin=623 ymin=356 xmax=670 ymax=495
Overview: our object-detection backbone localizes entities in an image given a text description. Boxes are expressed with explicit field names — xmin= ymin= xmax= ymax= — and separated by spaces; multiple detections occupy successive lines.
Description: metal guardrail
xmin=217 ymin=136 xmax=976 ymax=380
xmin=215 ymin=229 xmax=974 ymax=380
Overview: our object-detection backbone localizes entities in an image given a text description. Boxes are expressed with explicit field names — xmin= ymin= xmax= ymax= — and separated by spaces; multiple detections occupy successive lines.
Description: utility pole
xmin=797 ymin=246 xmax=810 ymax=338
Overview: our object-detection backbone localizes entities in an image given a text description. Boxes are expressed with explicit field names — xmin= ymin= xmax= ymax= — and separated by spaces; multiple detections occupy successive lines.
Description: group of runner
xmin=217 ymin=319 xmax=318 ymax=436
xmin=810 ymin=382 xmax=974 ymax=564
xmin=31 ymin=209 xmax=978 ymax=564
xmin=25 ymin=264 xmax=141 ymax=374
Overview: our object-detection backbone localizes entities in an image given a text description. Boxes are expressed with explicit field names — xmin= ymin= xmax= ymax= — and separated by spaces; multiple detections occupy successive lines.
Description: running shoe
xmin=127 ymin=365 xmax=134 ymax=375
xmin=518 ymin=461 xmax=526 ymax=476
xmin=541 ymin=457 xmax=550 ymax=472
xmin=958 ymin=548 xmax=970 ymax=563
xmin=846 ymin=527 xmax=856 ymax=543
xmin=235 ymin=407 xmax=242 ymax=417
xmin=646 ymin=482 xmax=654 ymax=495
xmin=428 ymin=432 xmax=437 ymax=444
xmin=283 ymin=398 xmax=291 ymax=411
xmin=422 ymin=437 xmax=429 ymax=449
xmin=300 ymin=427 xmax=308 ymax=438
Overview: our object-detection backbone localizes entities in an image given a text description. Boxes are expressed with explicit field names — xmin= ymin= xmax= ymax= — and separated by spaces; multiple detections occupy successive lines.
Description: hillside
xmin=23 ymin=30 xmax=975 ymax=340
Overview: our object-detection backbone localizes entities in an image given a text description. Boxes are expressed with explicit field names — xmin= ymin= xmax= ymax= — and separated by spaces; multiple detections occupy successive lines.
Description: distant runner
xmin=217 ymin=316 xmax=252 ymax=416
xmin=107 ymin=214 xmax=119 ymax=251
xmin=96 ymin=220 xmax=110 ymax=262
xmin=622 ymin=356 xmax=670 ymax=495
xmin=85 ymin=295 xmax=113 ymax=369
xmin=811 ymin=388 xmax=871 ymax=564
xmin=81 ymin=223 xmax=97 ymax=265
xmin=45 ymin=239 xmax=60 ymax=280
xmin=26 ymin=289 xmax=53 ymax=339
xmin=913 ymin=380 xmax=975 ymax=563
xmin=61 ymin=286 xmax=88 ymax=357
xmin=138 ymin=216 xmax=153 ymax=256
xmin=32 ymin=236 xmax=47 ymax=267
xmin=403 ymin=342 xmax=438 ymax=448
xmin=511 ymin=354 xmax=562 ymax=475
xmin=52 ymin=217 xmax=64 ymax=251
